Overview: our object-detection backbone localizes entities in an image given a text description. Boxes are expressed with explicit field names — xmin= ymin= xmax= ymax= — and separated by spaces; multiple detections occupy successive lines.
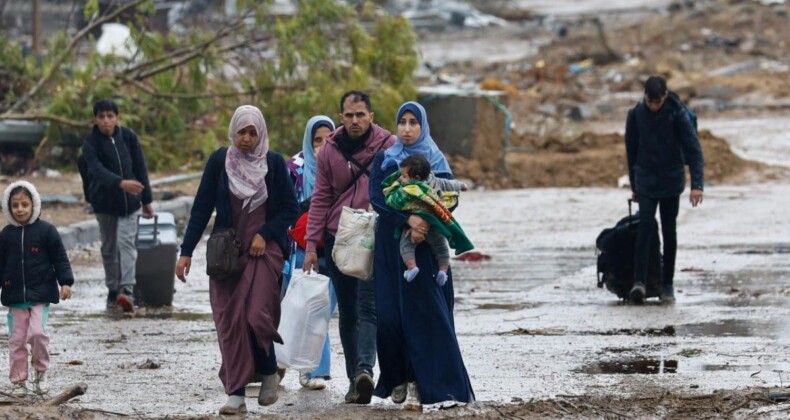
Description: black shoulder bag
xmin=206 ymin=173 xmax=251 ymax=279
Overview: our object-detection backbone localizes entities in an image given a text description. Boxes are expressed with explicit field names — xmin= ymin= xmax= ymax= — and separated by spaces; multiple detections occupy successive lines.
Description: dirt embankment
xmin=445 ymin=0 xmax=789 ymax=189
xmin=450 ymin=129 xmax=772 ymax=189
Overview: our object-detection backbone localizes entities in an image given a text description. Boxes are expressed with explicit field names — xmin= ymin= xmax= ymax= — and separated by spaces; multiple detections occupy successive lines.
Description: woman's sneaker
xmin=299 ymin=373 xmax=326 ymax=390
xmin=32 ymin=371 xmax=48 ymax=394
xmin=404 ymin=382 xmax=421 ymax=411
xmin=11 ymin=381 xmax=27 ymax=397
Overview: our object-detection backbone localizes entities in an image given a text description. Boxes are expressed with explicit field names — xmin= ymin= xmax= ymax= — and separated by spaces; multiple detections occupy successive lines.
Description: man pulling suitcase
xmin=624 ymin=76 xmax=705 ymax=304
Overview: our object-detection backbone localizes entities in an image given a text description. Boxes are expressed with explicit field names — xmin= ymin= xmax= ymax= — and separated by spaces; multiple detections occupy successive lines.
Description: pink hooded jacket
xmin=305 ymin=124 xmax=395 ymax=252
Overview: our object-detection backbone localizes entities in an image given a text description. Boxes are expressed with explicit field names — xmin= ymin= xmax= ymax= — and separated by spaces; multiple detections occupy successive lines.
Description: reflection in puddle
xmin=579 ymin=359 xmax=678 ymax=374
xmin=590 ymin=319 xmax=785 ymax=339
xmin=696 ymin=271 xmax=790 ymax=296
xmin=579 ymin=359 xmax=790 ymax=375
xmin=596 ymin=326 xmax=676 ymax=337
xmin=732 ymin=247 xmax=790 ymax=255
xmin=476 ymin=303 xmax=530 ymax=311
xmin=674 ymin=320 xmax=780 ymax=338
xmin=687 ymin=363 xmax=790 ymax=372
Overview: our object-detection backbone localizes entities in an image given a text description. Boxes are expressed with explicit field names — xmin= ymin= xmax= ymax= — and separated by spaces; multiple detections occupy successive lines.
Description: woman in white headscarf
xmin=176 ymin=105 xmax=298 ymax=415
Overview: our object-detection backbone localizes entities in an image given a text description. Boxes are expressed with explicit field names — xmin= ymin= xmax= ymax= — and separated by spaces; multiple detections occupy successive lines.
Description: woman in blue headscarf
xmin=287 ymin=115 xmax=335 ymax=202
xmin=369 ymin=101 xmax=474 ymax=410
xmin=282 ymin=115 xmax=338 ymax=390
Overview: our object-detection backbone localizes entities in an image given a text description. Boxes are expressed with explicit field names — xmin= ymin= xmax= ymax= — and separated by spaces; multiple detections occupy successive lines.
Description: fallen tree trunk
xmin=44 ymin=383 xmax=88 ymax=406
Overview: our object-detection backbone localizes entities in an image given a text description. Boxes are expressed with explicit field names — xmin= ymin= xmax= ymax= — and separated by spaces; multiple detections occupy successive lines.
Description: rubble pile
xmin=441 ymin=0 xmax=789 ymax=188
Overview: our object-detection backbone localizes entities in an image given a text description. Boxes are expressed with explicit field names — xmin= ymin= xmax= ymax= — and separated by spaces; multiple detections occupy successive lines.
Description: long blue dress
xmin=369 ymin=151 xmax=475 ymax=404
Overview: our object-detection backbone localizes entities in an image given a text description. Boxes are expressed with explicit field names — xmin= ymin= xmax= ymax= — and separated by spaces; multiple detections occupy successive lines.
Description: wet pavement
xmin=0 ymin=175 xmax=785 ymax=417
xmin=2 ymin=114 xmax=788 ymax=416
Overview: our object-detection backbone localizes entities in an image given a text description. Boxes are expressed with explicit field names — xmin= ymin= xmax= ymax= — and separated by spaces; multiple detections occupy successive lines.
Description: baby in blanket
xmin=382 ymin=154 xmax=473 ymax=286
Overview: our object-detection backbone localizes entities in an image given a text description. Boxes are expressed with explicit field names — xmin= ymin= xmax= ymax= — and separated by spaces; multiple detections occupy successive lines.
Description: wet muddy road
xmin=4 ymin=177 xmax=788 ymax=417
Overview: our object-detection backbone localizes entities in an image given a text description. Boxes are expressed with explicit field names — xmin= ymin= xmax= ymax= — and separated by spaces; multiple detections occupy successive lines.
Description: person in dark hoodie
xmin=0 ymin=181 xmax=74 ymax=397
xmin=625 ymin=75 xmax=704 ymax=304
xmin=81 ymin=99 xmax=154 ymax=312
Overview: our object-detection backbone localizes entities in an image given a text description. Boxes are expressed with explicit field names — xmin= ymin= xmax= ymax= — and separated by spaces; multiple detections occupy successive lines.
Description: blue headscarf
xmin=381 ymin=101 xmax=452 ymax=175
xmin=301 ymin=115 xmax=335 ymax=199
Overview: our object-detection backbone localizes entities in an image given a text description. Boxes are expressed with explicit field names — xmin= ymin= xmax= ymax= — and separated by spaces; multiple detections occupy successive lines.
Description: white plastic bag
xmin=274 ymin=269 xmax=331 ymax=373
xmin=332 ymin=206 xmax=376 ymax=281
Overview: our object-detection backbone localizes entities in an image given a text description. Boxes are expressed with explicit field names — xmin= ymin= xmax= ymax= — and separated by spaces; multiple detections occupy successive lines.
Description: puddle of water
xmin=696 ymin=270 xmax=790 ymax=292
xmin=600 ymin=344 xmax=660 ymax=354
xmin=733 ymin=247 xmax=790 ymax=255
xmin=596 ymin=326 xmax=677 ymax=337
xmin=453 ymin=247 xmax=591 ymax=310
xmin=683 ymin=363 xmax=790 ymax=372
xmin=674 ymin=320 xmax=779 ymax=338
xmin=476 ymin=303 xmax=530 ymax=311
xmin=499 ymin=327 xmax=566 ymax=336
xmin=587 ymin=319 xmax=786 ymax=339
xmin=578 ymin=359 xmax=790 ymax=375
xmin=579 ymin=359 xmax=678 ymax=374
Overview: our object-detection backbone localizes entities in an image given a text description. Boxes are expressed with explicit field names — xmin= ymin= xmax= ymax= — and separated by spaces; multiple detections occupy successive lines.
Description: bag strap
xmin=333 ymin=139 xmax=388 ymax=196
xmin=219 ymin=164 xmax=251 ymax=243
xmin=236 ymin=201 xmax=251 ymax=244
xmin=334 ymin=143 xmax=371 ymax=176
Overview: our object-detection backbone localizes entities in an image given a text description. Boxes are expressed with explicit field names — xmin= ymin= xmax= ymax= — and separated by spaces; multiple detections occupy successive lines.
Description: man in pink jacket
xmin=303 ymin=91 xmax=395 ymax=404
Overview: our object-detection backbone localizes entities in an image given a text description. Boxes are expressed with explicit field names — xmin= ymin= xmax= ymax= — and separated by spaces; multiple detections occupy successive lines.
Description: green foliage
xmin=257 ymin=0 xmax=418 ymax=152
xmin=83 ymin=0 xmax=100 ymax=22
xmin=0 ymin=0 xmax=417 ymax=170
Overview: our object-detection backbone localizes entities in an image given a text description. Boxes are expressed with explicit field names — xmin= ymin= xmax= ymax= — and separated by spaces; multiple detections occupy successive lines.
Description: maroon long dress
xmin=210 ymin=195 xmax=284 ymax=394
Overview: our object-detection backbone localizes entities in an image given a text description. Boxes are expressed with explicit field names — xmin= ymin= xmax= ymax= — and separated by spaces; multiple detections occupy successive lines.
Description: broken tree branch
xmin=122 ymin=77 xmax=272 ymax=99
xmin=0 ymin=390 xmax=26 ymax=404
xmin=131 ymin=35 xmax=272 ymax=82
xmin=122 ymin=10 xmax=253 ymax=80
xmin=0 ymin=113 xmax=89 ymax=127
xmin=4 ymin=0 xmax=147 ymax=114
xmin=44 ymin=382 xmax=88 ymax=406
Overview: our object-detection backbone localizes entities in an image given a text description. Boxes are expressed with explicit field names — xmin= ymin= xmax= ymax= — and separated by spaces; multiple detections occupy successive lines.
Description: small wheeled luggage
xmin=596 ymin=200 xmax=662 ymax=300
xmin=135 ymin=212 xmax=178 ymax=306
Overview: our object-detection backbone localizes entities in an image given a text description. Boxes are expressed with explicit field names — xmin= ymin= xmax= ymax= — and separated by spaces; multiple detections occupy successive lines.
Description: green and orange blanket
xmin=382 ymin=171 xmax=474 ymax=255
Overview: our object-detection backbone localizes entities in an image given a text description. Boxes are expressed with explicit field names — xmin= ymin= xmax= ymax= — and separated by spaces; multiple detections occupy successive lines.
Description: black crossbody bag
xmin=206 ymin=171 xmax=251 ymax=279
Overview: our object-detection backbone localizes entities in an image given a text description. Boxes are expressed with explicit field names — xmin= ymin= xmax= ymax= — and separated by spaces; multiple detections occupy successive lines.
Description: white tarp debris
xmin=96 ymin=23 xmax=137 ymax=58
xmin=398 ymin=0 xmax=507 ymax=29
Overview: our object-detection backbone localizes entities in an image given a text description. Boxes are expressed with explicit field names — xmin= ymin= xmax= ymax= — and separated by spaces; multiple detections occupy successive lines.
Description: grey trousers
xmin=96 ymin=211 xmax=140 ymax=292
xmin=400 ymin=229 xmax=451 ymax=267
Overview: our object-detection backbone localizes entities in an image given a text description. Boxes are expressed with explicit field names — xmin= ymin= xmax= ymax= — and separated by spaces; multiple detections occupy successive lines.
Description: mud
xmin=1 ymin=1 xmax=789 ymax=418
xmin=0 ymin=174 xmax=785 ymax=417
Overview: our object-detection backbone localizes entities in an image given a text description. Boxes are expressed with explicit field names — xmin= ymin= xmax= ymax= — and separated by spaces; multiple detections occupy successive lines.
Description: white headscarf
xmin=225 ymin=105 xmax=269 ymax=212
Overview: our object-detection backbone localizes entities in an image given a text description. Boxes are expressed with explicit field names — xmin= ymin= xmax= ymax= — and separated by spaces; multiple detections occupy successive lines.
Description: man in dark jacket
xmin=81 ymin=99 xmax=154 ymax=311
xmin=625 ymin=76 xmax=704 ymax=304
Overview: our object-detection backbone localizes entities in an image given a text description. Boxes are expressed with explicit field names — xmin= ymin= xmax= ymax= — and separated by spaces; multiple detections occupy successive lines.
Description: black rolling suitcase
xmin=135 ymin=212 xmax=178 ymax=306
xmin=596 ymin=200 xmax=662 ymax=300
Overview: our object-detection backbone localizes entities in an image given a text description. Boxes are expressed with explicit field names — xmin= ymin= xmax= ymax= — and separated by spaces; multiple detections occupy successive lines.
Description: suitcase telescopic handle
xmin=135 ymin=213 xmax=159 ymax=245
